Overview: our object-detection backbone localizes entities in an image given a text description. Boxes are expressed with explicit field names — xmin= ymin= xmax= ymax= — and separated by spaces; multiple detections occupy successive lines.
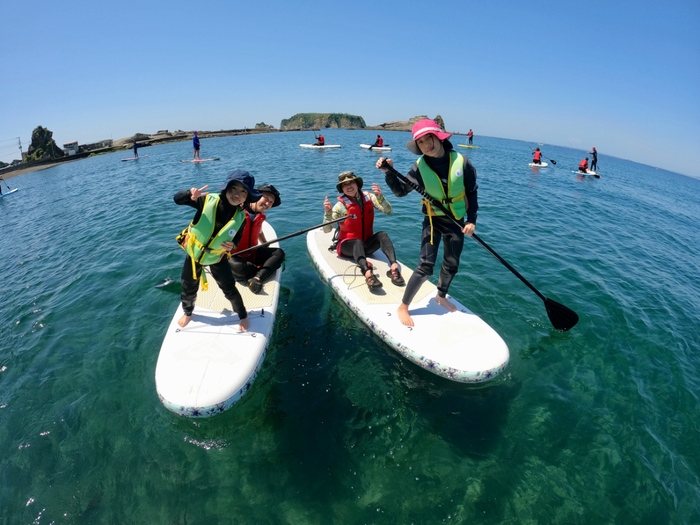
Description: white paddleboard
xmin=360 ymin=144 xmax=392 ymax=151
xmin=572 ymin=170 xmax=600 ymax=178
xmin=306 ymin=229 xmax=509 ymax=383
xmin=180 ymin=157 xmax=220 ymax=163
xmin=156 ymin=221 xmax=282 ymax=417
xmin=458 ymin=145 xmax=480 ymax=149
xmin=0 ymin=188 xmax=19 ymax=198
xmin=299 ymin=144 xmax=341 ymax=149
xmin=528 ymin=162 xmax=548 ymax=168
xmin=122 ymin=155 xmax=148 ymax=162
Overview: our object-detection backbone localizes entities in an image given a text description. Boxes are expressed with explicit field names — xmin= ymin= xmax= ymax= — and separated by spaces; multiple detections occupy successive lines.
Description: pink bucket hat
xmin=406 ymin=119 xmax=452 ymax=154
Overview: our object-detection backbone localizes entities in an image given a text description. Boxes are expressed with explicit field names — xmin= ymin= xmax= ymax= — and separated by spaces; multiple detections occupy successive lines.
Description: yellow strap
xmin=422 ymin=198 xmax=435 ymax=245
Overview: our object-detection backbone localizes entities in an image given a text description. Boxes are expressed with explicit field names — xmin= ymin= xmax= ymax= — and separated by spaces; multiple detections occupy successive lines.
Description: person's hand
xmin=376 ymin=158 xmax=393 ymax=172
xmin=462 ymin=222 xmax=475 ymax=237
xmin=221 ymin=241 xmax=234 ymax=251
xmin=324 ymin=196 xmax=332 ymax=214
xmin=371 ymin=183 xmax=382 ymax=196
xmin=238 ymin=316 xmax=250 ymax=332
xmin=190 ymin=184 xmax=209 ymax=200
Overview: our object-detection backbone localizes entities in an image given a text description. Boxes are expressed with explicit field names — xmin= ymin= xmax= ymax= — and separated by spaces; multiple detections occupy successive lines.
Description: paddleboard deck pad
xmin=156 ymin=222 xmax=282 ymax=417
xmin=306 ymin=229 xmax=509 ymax=382
xmin=360 ymin=144 xmax=392 ymax=151
xmin=299 ymin=144 xmax=341 ymax=149
xmin=0 ymin=188 xmax=19 ymax=198
xmin=529 ymin=162 xmax=548 ymax=167
xmin=180 ymin=158 xmax=221 ymax=163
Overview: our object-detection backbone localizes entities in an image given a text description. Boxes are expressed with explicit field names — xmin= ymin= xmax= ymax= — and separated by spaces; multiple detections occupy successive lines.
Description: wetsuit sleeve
xmin=384 ymin=164 xmax=421 ymax=197
xmin=174 ymin=190 xmax=204 ymax=212
xmin=463 ymin=158 xmax=479 ymax=225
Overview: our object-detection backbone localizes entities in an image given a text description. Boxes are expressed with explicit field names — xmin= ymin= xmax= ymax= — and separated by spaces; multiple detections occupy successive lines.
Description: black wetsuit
xmin=384 ymin=147 xmax=478 ymax=302
xmin=174 ymin=189 xmax=247 ymax=319
xmin=228 ymin=210 xmax=285 ymax=283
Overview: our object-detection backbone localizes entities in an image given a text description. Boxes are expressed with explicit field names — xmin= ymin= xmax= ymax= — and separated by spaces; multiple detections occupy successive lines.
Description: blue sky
xmin=1 ymin=0 xmax=698 ymax=178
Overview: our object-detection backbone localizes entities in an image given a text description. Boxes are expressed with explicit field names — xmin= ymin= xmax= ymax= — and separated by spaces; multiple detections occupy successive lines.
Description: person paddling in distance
xmin=376 ymin=118 xmax=478 ymax=327
xmin=588 ymin=147 xmax=598 ymax=172
xmin=229 ymin=184 xmax=285 ymax=294
xmin=467 ymin=129 xmax=474 ymax=145
xmin=314 ymin=133 xmax=325 ymax=146
xmin=132 ymin=139 xmax=139 ymax=159
xmin=323 ymin=171 xmax=405 ymax=290
xmin=578 ymin=157 xmax=589 ymax=173
xmin=371 ymin=135 xmax=384 ymax=148
xmin=174 ymin=170 xmax=262 ymax=331
xmin=532 ymin=147 xmax=543 ymax=165
xmin=192 ymin=130 xmax=201 ymax=160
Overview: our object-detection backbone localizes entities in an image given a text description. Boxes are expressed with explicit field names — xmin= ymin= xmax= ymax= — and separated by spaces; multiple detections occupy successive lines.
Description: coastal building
xmin=63 ymin=141 xmax=79 ymax=156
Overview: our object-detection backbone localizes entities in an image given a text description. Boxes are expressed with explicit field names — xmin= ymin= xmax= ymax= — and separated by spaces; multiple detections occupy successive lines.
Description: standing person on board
xmin=589 ymin=147 xmax=598 ymax=172
xmin=314 ymin=133 xmax=325 ymax=146
xmin=578 ymin=157 xmax=589 ymax=173
xmin=132 ymin=140 xmax=139 ymax=159
xmin=532 ymin=147 xmax=543 ymax=165
xmin=173 ymin=170 xmax=262 ymax=331
xmin=323 ymin=171 xmax=405 ymax=290
xmin=375 ymin=118 xmax=478 ymax=327
xmin=467 ymin=129 xmax=474 ymax=145
xmin=371 ymin=135 xmax=384 ymax=148
xmin=192 ymin=131 xmax=201 ymax=160
xmin=229 ymin=184 xmax=285 ymax=294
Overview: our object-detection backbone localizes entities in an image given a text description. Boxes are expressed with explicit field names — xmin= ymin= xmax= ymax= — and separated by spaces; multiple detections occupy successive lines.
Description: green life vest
xmin=416 ymin=151 xmax=467 ymax=220
xmin=177 ymin=193 xmax=244 ymax=284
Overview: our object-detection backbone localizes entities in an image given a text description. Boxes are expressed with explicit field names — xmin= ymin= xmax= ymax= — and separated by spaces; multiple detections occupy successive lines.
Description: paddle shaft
xmin=0 ymin=178 xmax=10 ymax=191
xmin=230 ymin=215 xmax=354 ymax=257
xmin=381 ymin=161 xmax=549 ymax=301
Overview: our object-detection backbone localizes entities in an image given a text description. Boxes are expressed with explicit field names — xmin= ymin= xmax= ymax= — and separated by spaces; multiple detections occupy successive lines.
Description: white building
xmin=63 ymin=141 xmax=79 ymax=156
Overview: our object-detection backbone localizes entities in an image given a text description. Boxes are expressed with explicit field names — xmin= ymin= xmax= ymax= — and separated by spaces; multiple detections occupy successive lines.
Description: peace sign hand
xmin=190 ymin=184 xmax=209 ymax=200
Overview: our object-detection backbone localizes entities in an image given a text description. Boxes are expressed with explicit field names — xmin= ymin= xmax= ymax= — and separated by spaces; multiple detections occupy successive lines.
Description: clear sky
xmin=1 ymin=0 xmax=698 ymax=178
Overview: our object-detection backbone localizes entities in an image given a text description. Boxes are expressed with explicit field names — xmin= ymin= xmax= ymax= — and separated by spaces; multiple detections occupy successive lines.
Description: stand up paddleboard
xmin=307 ymin=228 xmax=509 ymax=383
xmin=360 ymin=144 xmax=392 ymax=152
xmin=122 ymin=155 xmax=148 ymax=162
xmin=180 ymin=158 xmax=221 ymax=163
xmin=0 ymin=188 xmax=19 ymax=198
xmin=528 ymin=162 xmax=549 ymax=168
xmin=299 ymin=144 xmax=341 ymax=149
xmin=156 ymin=221 xmax=282 ymax=417
xmin=458 ymin=145 xmax=480 ymax=149
xmin=572 ymin=170 xmax=600 ymax=178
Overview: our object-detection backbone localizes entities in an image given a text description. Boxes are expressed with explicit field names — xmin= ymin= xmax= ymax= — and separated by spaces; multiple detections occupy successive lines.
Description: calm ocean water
xmin=1 ymin=130 xmax=699 ymax=524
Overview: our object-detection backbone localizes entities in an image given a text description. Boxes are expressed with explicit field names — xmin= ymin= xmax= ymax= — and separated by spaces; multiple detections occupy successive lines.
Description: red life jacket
xmin=468 ymin=131 xmax=473 ymax=137
xmin=318 ymin=135 xmax=325 ymax=145
xmin=579 ymin=159 xmax=588 ymax=169
xmin=533 ymin=151 xmax=541 ymax=161
xmin=376 ymin=137 xmax=383 ymax=147
xmin=336 ymin=193 xmax=374 ymax=256
xmin=232 ymin=210 xmax=266 ymax=260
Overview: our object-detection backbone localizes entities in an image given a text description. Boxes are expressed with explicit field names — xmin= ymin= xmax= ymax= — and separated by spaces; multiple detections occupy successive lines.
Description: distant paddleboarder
xmin=132 ymin=140 xmax=139 ymax=159
xmin=192 ymin=131 xmax=201 ymax=160
xmin=578 ymin=157 xmax=589 ymax=173
xmin=532 ymin=147 xmax=542 ymax=165
xmin=314 ymin=134 xmax=325 ymax=146
xmin=467 ymin=129 xmax=474 ymax=145
xmin=588 ymin=147 xmax=598 ymax=172
xmin=371 ymin=135 xmax=384 ymax=148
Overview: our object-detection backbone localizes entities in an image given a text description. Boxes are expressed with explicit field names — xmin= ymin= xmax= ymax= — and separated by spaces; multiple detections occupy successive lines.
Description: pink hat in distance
xmin=406 ymin=119 xmax=452 ymax=154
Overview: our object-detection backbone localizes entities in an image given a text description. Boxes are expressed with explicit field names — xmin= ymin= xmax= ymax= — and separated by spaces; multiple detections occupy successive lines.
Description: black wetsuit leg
xmin=180 ymin=255 xmax=202 ymax=316
xmin=210 ymin=258 xmax=247 ymax=319
xmin=252 ymin=247 xmax=285 ymax=282
xmin=363 ymin=231 xmax=397 ymax=265
xmin=340 ymin=239 xmax=370 ymax=272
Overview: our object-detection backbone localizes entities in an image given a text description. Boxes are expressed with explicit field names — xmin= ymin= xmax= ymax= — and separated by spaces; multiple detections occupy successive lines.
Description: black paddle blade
xmin=544 ymin=298 xmax=578 ymax=331
xmin=550 ymin=160 xmax=557 ymax=165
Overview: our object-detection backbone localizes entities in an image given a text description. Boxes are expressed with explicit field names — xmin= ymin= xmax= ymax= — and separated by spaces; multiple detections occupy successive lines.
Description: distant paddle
xmin=231 ymin=215 xmax=353 ymax=257
xmin=379 ymin=160 xmax=579 ymax=331
xmin=0 ymin=177 xmax=11 ymax=191
xmin=532 ymin=148 xmax=557 ymax=165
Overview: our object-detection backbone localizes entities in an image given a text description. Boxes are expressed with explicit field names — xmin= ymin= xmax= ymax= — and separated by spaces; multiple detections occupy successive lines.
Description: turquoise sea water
xmin=1 ymin=130 xmax=699 ymax=524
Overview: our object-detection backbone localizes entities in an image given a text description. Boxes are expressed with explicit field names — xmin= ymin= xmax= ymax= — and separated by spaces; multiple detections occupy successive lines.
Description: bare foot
xmin=436 ymin=295 xmax=457 ymax=312
xmin=397 ymin=303 xmax=414 ymax=327
xmin=178 ymin=314 xmax=192 ymax=327
xmin=238 ymin=317 xmax=250 ymax=332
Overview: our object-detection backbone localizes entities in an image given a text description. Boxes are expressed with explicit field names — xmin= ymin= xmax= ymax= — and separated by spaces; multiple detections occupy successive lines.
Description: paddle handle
xmin=231 ymin=215 xmax=354 ymax=256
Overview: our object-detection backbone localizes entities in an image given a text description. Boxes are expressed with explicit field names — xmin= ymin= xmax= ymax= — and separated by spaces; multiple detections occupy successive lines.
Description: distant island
xmin=280 ymin=113 xmax=366 ymax=130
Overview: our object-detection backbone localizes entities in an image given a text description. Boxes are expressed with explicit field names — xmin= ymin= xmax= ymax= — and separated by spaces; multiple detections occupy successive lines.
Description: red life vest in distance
xmin=318 ymin=135 xmax=325 ymax=145
xmin=231 ymin=210 xmax=266 ymax=260
xmin=533 ymin=151 xmax=541 ymax=161
xmin=579 ymin=159 xmax=588 ymax=169
xmin=377 ymin=137 xmax=383 ymax=147
xmin=336 ymin=193 xmax=374 ymax=255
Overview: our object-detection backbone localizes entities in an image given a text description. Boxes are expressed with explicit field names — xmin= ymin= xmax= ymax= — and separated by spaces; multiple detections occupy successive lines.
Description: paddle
xmin=230 ymin=215 xmax=354 ymax=257
xmin=0 ymin=178 xmax=10 ymax=191
xmin=379 ymin=160 xmax=579 ymax=331
xmin=532 ymin=148 xmax=556 ymax=165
